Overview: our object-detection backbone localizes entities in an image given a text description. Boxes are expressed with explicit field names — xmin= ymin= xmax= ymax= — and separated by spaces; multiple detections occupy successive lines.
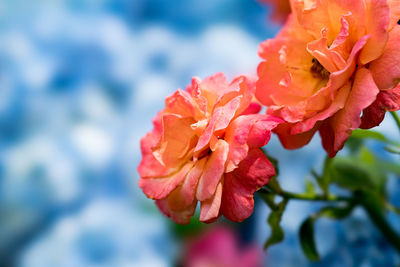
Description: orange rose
xmin=138 ymin=73 xmax=282 ymax=224
xmin=256 ymin=0 xmax=400 ymax=157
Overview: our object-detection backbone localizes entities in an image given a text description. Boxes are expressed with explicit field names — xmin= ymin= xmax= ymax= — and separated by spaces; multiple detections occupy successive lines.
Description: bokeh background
xmin=0 ymin=0 xmax=399 ymax=266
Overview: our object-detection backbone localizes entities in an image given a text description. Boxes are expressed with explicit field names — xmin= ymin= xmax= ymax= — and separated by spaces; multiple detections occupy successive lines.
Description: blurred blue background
xmin=0 ymin=0 xmax=399 ymax=266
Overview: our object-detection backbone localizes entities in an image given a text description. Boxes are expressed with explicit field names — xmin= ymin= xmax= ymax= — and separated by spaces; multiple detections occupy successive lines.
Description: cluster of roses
xmin=138 ymin=0 xmax=400 ymax=224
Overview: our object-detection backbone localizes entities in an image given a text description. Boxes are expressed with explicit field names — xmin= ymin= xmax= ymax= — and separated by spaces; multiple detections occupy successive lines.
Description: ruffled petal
xmin=221 ymin=172 xmax=255 ymax=222
xmin=232 ymin=75 xmax=258 ymax=116
xmin=171 ymin=157 xmax=207 ymax=211
xmin=137 ymin=113 xmax=168 ymax=178
xmin=139 ymin=162 xmax=194 ymax=199
xmin=292 ymin=0 xmax=367 ymax=42
xmin=256 ymin=27 xmax=317 ymax=107
xmin=307 ymin=26 xmax=347 ymax=73
xmin=224 ymin=114 xmax=282 ymax=172
xmin=388 ymin=0 xmax=400 ymax=30
xmin=361 ymin=84 xmax=400 ymax=129
xmin=330 ymin=68 xmax=380 ymax=156
xmin=200 ymin=182 xmax=223 ymax=222
xmin=319 ymin=119 xmax=335 ymax=157
xmin=137 ymin=131 xmax=168 ymax=178
xmin=240 ymin=102 xmax=262 ymax=116
xmin=186 ymin=77 xmax=207 ymax=119
xmin=165 ymin=89 xmax=196 ymax=118
xmin=194 ymin=96 xmax=241 ymax=156
xmin=207 ymin=75 xmax=256 ymax=120
xmin=156 ymin=198 xmax=196 ymax=225
xmin=274 ymin=122 xmax=319 ymax=149
xmin=153 ymin=114 xmax=197 ymax=168
xmin=196 ymin=140 xmax=229 ymax=201
xmin=221 ymin=149 xmax=275 ymax=222
xmin=370 ymin=26 xmax=400 ymax=89
xmin=257 ymin=33 xmax=322 ymax=106
xmin=247 ymin=116 xmax=283 ymax=148
xmin=330 ymin=34 xmax=370 ymax=91
xmin=359 ymin=0 xmax=390 ymax=64
xmin=291 ymin=82 xmax=350 ymax=134
xmin=199 ymin=72 xmax=232 ymax=110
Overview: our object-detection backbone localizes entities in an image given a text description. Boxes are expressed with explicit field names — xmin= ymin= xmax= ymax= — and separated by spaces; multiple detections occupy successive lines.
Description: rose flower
xmin=182 ymin=227 xmax=263 ymax=267
xmin=138 ymin=73 xmax=282 ymax=224
xmin=256 ymin=0 xmax=400 ymax=157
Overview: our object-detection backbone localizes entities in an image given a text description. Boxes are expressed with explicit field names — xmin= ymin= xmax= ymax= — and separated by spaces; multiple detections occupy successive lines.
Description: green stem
xmin=279 ymin=191 xmax=350 ymax=202
xmin=357 ymin=191 xmax=400 ymax=253
xmin=260 ymin=183 xmax=400 ymax=255
xmin=258 ymin=190 xmax=279 ymax=210
xmin=390 ymin=111 xmax=400 ymax=133
xmin=260 ymin=186 xmax=351 ymax=203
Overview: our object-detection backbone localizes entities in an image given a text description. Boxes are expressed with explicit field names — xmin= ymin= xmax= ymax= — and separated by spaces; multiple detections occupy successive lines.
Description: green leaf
xmin=346 ymin=135 xmax=363 ymax=154
xmin=384 ymin=145 xmax=400 ymax=154
xmin=347 ymin=130 xmax=399 ymax=154
xmin=358 ymin=148 xmax=387 ymax=192
xmin=318 ymin=204 xmax=355 ymax=220
xmin=360 ymin=147 xmax=375 ymax=164
xmin=331 ymin=158 xmax=377 ymax=191
xmin=378 ymin=161 xmax=400 ymax=176
xmin=299 ymin=217 xmax=320 ymax=261
xmin=298 ymin=204 xmax=354 ymax=261
xmin=356 ymin=190 xmax=385 ymax=215
xmin=356 ymin=190 xmax=400 ymax=252
xmin=264 ymin=198 xmax=288 ymax=250
xmin=350 ymin=129 xmax=390 ymax=143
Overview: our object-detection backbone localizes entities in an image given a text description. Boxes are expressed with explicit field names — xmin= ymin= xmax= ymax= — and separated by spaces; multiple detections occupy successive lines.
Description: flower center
xmin=310 ymin=58 xmax=330 ymax=80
